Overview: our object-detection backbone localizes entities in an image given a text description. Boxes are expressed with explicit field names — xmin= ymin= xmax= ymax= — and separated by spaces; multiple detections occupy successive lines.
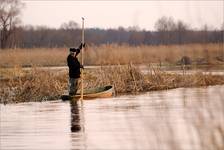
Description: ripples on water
xmin=0 ymin=85 xmax=223 ymax=150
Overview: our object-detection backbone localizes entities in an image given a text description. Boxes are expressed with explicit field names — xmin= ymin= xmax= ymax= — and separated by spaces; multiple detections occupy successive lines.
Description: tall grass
xmin=0 ymin=67 xmax=67 ymax=103
xmin=87 ymin=43 xmax=223 ymax=65
xmin=0 ymin=43 xmax=223 ymax=67
xmin=86 ymin=64 xmax=224 ymax=93
xmin=1 ymin=65 xmax=223 ymax=104
xmin=0 ymin=48 xmax=67 ymax=67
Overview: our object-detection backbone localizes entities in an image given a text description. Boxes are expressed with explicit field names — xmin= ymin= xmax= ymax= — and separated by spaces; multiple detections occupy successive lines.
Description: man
xmin=67 ymin=43 xmax=85 ymax=96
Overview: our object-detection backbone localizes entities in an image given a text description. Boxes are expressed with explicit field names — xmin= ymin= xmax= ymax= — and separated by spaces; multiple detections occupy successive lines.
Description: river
xmin=22 ymin=65 xmax=224 ymax=75
xmin=0 ymin=85 xmax=223 ymax=150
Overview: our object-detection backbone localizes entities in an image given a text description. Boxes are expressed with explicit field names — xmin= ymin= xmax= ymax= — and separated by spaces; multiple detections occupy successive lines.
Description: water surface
xmin=1 ymin=85 xmax=223 ymax=150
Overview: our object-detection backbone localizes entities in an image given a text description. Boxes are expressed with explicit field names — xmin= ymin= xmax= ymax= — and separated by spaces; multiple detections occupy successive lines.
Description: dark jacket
xmin=67 ymin=54 xmax=82 ymax=78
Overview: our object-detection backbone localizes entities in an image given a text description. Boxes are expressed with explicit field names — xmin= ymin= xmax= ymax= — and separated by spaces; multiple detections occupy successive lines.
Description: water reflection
xmin=70 ymin=100 xmax=81 ymax=132
xmin=0 ymin=85 xmax=223 ymax=150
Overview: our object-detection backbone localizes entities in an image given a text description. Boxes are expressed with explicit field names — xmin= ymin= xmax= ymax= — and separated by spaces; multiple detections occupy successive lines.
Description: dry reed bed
xmin=88 ymin=43 xmax=224 ymax=65
xmin=0 ymin=48 xmax=67 ymax=67
xmin=86 ymin=65 xmax=224 ymax=93
xmin=1 ymin=65 xmax=224 ymax=104
xmin=0 ymin=43 xmax=223 ymax=67
xmin=0 ymin=68 xmax=67 ymax=104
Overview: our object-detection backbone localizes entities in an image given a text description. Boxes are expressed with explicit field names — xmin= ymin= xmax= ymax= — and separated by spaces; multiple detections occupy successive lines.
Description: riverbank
xmin=1 ymin=65 xmax=224 ymax=104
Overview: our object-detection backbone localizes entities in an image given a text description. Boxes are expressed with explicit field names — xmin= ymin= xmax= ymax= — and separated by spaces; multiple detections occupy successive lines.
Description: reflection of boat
xmin=61 ymin=85 xmax=114 ymax=101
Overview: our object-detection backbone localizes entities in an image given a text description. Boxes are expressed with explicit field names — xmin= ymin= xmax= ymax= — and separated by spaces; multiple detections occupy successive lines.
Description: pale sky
xmin=21 ymin=0 xmax=224 ymax=30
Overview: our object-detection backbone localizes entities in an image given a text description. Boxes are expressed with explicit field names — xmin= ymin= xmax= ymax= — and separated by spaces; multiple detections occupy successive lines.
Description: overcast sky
xmin=21 ymin=0 xmax=224 ymax=30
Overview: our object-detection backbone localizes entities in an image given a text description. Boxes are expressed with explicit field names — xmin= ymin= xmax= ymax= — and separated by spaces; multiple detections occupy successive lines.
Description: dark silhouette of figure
xmin=70 ymin=101 xmax=81 ymax=132
xmin=67 ymin=43 xmax=85 ymax=96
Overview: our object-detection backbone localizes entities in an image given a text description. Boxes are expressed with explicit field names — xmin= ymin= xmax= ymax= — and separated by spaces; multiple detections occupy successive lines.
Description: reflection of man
xmin=67 ymin=43 xmax=84 ymax=96
xmin=70 ymin=101 xmax=81 ymax=132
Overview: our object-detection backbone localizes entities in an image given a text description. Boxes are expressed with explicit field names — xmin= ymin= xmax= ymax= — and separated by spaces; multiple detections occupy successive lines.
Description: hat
xmin=70 ymin=48 xmax=77 ymax=52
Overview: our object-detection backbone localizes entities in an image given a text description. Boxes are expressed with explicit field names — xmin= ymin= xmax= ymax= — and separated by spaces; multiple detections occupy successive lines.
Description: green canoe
xmin=61 ymin=85 xmax=114 ymax=101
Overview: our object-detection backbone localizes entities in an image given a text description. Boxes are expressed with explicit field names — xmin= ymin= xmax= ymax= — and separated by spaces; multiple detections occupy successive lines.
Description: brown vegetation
xmin=87 ymin=43 xmax=223 ymax=65
xmin=86 ymin=64 xmax=224 ymax=93
xmin=0 ymin=48 xmax=67 ymax=67
xmin=1 ymin=65 xmax=224 ymax=104
xmin=0 ymin=43 xmax=223 ymax=67
xmin=0 ymin=67 xmax=67 ymax=103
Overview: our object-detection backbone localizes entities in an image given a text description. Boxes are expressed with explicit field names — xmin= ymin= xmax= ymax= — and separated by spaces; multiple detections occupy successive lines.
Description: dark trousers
xmin=69 ymin=78 xmax=80 ymax=96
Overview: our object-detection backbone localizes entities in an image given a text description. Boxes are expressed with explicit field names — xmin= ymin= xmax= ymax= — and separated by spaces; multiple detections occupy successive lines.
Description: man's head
xmin=70 ymin=48 xmax=77 ymax=56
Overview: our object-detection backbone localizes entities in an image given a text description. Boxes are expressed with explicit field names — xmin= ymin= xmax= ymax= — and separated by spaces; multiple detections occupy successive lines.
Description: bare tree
xmin=60 ymin=20 xmax=80 ymax=30
xmin=0 ymin=0 xmax=24 ymax=49
xmin=154 ymin=16 xmax=176 ymax=44
xmin=175 ymin=20 xmax=189 ymax=44
xmin=154 ymin=16 xmax=176 ymax=32
xmin=221 ymin=22 xmax=224 ymax=31
xmin=176 ymin=20 xmax=188 ymax=31
xmin=201 ymin=24 xmax=209 ymax=43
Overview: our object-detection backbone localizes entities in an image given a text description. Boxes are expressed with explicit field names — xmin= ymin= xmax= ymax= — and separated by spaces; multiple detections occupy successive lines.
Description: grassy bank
xmin=0 ymin=43 xmax=223 ymax=67
xmin=1 ymin=65 xmax=224 ymax=104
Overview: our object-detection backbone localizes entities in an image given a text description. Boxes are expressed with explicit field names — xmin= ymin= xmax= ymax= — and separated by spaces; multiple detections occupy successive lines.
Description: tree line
xmin=0 ymin=0 xmax=223 ymax=49
xmin=6 ymin=25 xmax=222 ymax=48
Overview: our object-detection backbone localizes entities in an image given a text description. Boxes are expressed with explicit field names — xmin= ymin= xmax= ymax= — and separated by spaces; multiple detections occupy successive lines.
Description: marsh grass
xmin=0 ymin=43 xmax=223 ymax=67
xmin=1 ymin=64 xmax=224 ymax=104
xmin=88 ymin=43 xmax=224 ymax=65
xmin=0 ymin=67 xmax=67 ymax=103
xmin=0 ymin=48 xmax=67 ymax=67
xmin=87 ymin=64 xmax=224 ymax=93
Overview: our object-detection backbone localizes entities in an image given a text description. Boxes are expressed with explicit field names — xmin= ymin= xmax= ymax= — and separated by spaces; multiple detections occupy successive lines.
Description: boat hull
xmin=61 ymin=85 xmax=114 ymax=101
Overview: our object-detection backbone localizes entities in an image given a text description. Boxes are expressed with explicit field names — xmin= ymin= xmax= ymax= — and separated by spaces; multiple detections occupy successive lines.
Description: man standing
xmin=67 ymin=43 xmax=84 ymax=96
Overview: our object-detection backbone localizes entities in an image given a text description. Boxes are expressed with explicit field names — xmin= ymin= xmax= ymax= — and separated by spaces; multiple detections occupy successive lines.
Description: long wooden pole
xmin=81 ymin=17 xmax=85 ymax=101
